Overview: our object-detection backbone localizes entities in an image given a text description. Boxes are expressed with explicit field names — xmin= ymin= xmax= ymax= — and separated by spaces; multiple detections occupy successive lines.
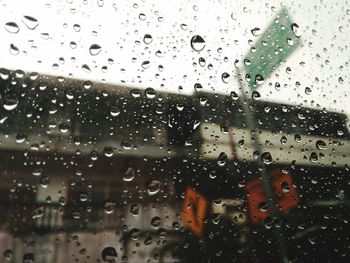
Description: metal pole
xmin=235 ymin=67 xmax=289 ymax=263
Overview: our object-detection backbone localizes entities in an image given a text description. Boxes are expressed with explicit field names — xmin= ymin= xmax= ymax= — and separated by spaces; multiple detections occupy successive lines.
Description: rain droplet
xmin=73 ymin=23 xmax=81 ymax=32
xmin=3 ymin=95 xmax=19 ymax=111
xmin=255 ymin=74 xmax=264 ymax=85
xmin=104 ymin=200 xmax=116 ymax=214
xmin=316 ymin=140 xmax=327 ymax=150
xmin=147 ymin=180 xmax=161 ymax=196
xmin=101 ymin=247 xmax=118 ymax=262
xmin=82 ymin=64 xmax=91 ymax=73
xmin=238 ymin=139 xmax=245 ymax=148
xmin=23 ymin=253 xmax=34 ymax=263
xmin=291 ymin=23 xmax=301 ymax=38
xmin=141 ymin=61 xmax=150 ymax=69
xmin=143 ymin=34 xmax=153 ymax=44
xmin=130 ymin=204 xmax=139 ymax=216
xmin=258 ymin=201 xmax=269 ymax=212
xmin=230 ymin=91 xmax=239 ymax=101
xmin=83 ymin=80 xmax=92 ymax=90
xmin=194 ymin=83 xmax=203 ymax=91
xmin=15 ymin=133 xmax=27 ymax=144
xmin=180 ymin=23 xmax=188 ymax=30
xmin=261 ymin=152 xmax=272 ymax=164
xmin=139 ymin=13 xmax=146 ymax=21
xmin=305 ymin=87 xmax=312 ymax=95
xmin=131 ymin=89 xmax=141 ymax=98
xmin=251 ymin=91 xmax=261 ymax=100
xmin=198 ymin=57 xmax=206 ymax=66
xmin=294 ymin=134 xmax=301 ymax=143
xmin=251 ymin=27 xmax=262 ymax=36
xmin=3 ymin=249 xmax=13 ymax=261
xmin=123 ymin=167 xmax=135 ymax=182
xmin=280 ymin=135 xmax=287 ymax=145
xmin=89 ymin=44 xmax=102 ymax=56
xmin=151 ymin=216 xmax=161 ymax=228
xmin=39 ymin=175 xmax=50 ymax=188
xmin=110 ymin=106 xmax=121 ymax=117
xmin=22 ymin=15 xmax=38 ymax=30
xmin=217 ymin=152 xmax=227 ymax=167
xmin=4 ymin=22 xmax=19 ymax=33
xmin=309 ymin=152 xmax=318 ymax=163
xmin=221 ymin=72 xmax=230 ymax=84
xmin=9 ymin=44 xmax=19 ymax=55
xmin=104 ymin=147 xmax=114 ymax=157
xmin=190 ymin=35 xmax=206 ymax=52
xmin=145 ymin=87 xmax=156 ymax=99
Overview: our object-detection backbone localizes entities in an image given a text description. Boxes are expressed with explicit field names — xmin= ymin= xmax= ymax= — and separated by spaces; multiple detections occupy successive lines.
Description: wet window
xmin=0 ymin=1 xmax=350 ymax=263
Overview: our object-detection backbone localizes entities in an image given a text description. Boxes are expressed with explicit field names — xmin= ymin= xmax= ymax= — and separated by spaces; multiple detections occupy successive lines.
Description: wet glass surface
xmin=0 ymin=1 xmax=349 ymax=262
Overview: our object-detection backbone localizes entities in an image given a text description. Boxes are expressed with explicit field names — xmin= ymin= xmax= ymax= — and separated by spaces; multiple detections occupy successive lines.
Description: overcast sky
xmin=0 ymin=0 xmax=349 ymax=117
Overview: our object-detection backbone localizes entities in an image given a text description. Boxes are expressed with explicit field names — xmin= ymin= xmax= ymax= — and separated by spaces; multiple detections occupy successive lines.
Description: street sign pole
xmin=235 ymin=67 xmax=289 ymax=263
xmin=235 ymin=7 xmax=301 ymax=262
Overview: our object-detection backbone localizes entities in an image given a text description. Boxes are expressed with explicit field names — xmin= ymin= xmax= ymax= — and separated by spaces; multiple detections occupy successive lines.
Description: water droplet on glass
xmin=251 ymin=91 xmax=261 ymax=100
xmin=83 ymin=80 xmax=92 ymax=90
xmin=143 ymin=34 xmax=153 ymax=44
xmin=101 ymin=247 xmax=118 ymax=262
xmin=255 ymin=74 xmax=264 ymax=85
xmin=310 ymin=152 xmax=318 ymax=163
xmin=123 ymin=167 xmax=135 ymax=182
xmin=39 ymin=175 xmax=50 ymax=188
xmin=4 ymin=22 xmax=19 ymax=33
xmin=145 ymin=87 xmax=156 ymax=99
xmin=141 ymin=61 xmax=150 ymax=69
xmin=281 ymin=181 xmax=290 ymax=193
xmin=230 ymin=91 xmax=239 ymax=101
xmin=238 ymin=139 xmax=245 ymax=148
xmin=131 ymin=89 xmax=141 ymax=98
xmin=121 ymin=140 xmax=131 ymax=149
xmin=280 ymin=135 xmax=287 ymax=145
xmin=221 ymin=72 xmax=230 ymax=84
xmin=147 ymin=180 xmax=161 ymax=196
xmin=130 ymin=204 xmax=139 ymax=216
xmin=190 ymin=35 xmax=206 ymax=52
xmin=3 ymin=95 xmax=19 ymax=111
xmin=338 ymin=77 xmax=344 ymax=84
xmin=194 ymin=83 xmax=203 ymax=91
xmin=104 ymin=200 xmax=116 ymax=214
xmin=291 ymin=23 xmax=301 ymax=38
xmin=110 ymin=106 xmax=121 ymax=117
xmin=217 ymin=152 xmax=227 ymax=167
xmin=104 ymin=147 xmax=114 ymax=157
xmin=180 ymin=23 xmax=188 ymax=30
xmin=151 ymin=216 xmax=161 ymax=228
xmin=22 ymin=15 xmax=38 ymax=30
xmin=261 ymin=152 xmax=272 ymax=164
xmin=316 ymin=140 xmax=327 ymax=150
xmin=82 ymin=64 xmax=91 ymax=73
xmin=258 ymin=201 xmax=269 ymax=212
xmin=23 ymin=253 xmax=34 ymax=263
xmin=251 ymin=27 xmax=262 ymax=36
xmin=294 ymin=134 xmax=301 ymax=143
xmin=198 ymin=57 xmax=206 ymax=66
xmin=89 ymin=44 xmax=102 ymax=56
xmin=305 ymin=87 xmax=312 ymax=95
xmin=73 ymin=23 xmax=81 ymax=32
xmin=15 ymin=133 xmax=27 ymax=144
xmin=3 ymin=249 xmax=12 ymax=261
xmin=139 ymin=13 xmax=146 ymax=21
xmin=9 ymin=44 xmax=19 ymax=55
xmin=59 ymin=123 xmax=69 ymax=133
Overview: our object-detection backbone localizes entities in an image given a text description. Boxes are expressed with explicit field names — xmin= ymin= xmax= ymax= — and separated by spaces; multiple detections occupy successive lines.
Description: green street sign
xmin=243 ymin=8 xmax=301 ymax=92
